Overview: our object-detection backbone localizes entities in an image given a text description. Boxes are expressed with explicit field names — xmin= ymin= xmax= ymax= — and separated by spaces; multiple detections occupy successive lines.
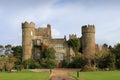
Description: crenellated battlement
xmin=22 ymin=21 xmax=35 ymax=29
xmin=69 ymin=34 xmax=77 ymax=39
xmin=82 ymin=24 xmax=95 ymax=33
xmin=22 ymin=21 xmax=96 ymax=63
xmin=81 ymin=24 xmax=96 ymax=65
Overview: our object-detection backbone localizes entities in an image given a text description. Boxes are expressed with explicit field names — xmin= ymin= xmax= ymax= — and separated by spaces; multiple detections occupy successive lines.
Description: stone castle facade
xmin=22 ymin=22 xmax=95 ymax=63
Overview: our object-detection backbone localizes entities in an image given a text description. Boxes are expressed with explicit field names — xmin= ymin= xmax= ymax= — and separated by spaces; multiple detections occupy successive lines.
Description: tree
xmin=0 ymin=45 xmax=4 ymax=56
xmin=68 ymin=53 xmax=86 ymax=68
xmin=5 ymin=44 xmax=12 ymax=55
xmin=40 ymin=47 xmax=56 ymax=68
xmin=96 ymin=44 xmax=116 ymax=70
xmin=0 ymin=54 xmax=16 ymax=72
xmin=0 ymin=45 xmax=23 ymax=72
xmin=0 ymin=56 xmax=7 ymax=71
xmin=6 ymin=54 xmax=16 ymax=72
xmin=107 ymin=53 xmax=116 ymax=70
xmin=5 ymin=44 xmax=12 ymax=49
xmin=40 ymin=58 xmax=56 ymax=68
xmin=22 ymin=46 xmax=56 ymax=69
xmin=93 ymin=44 xmax=110 ymax=69
xmin=0 ymin=45 xmax=4 ymax=49
xmin=23 ymin=58 xmax=36 ymax=69
xmin=12 ymin=45 xmax=23 ymax=64
xmin=44 ymin=48 xmax=55 ymax=59
xmin=67 ymin=38 xmax=80 ymax=54
xmin=111 ymin=43 xmax=120 ymax=69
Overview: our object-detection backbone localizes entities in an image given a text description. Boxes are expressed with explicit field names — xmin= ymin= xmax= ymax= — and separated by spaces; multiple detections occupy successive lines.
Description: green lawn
xmin=70 ymin=71 xmax=120 ymax=80
xmin=0 ymin=70 xmax=50 ymax=80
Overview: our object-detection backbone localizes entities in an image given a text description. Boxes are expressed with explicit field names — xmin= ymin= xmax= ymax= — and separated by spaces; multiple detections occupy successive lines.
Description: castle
xmin=22 ymin=22 xmax=95 ymax=64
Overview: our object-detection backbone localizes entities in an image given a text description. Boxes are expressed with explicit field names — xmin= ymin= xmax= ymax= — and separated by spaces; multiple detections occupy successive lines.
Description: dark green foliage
xmin=110 ymin=43 xmax=120 ymax=69
xmin=99 ymin=53 xmax=116 ymax=70
xmin=68 ymin=54 xmax=86 ymax=68
xmin=67 ymin=38 xmax=80 ymax=54
xmin=22 ymin=47 xmax=56 ymax=69
xmin=44 ymin=48 xmax=55 ymax=59
xmin=12 ymin=45 xmax=23 ymax=64
xmin=5 ymin=44 xmax=12 ymax=49
xmin=39 ymin=47 xmax=56 ymax=68
xmin=108 ymin=53 xmax=116 ymax=70
xmin=98 ymin=56 xmax=108 ymax=69
xmin=0 ymin=44 xmax=56 ymax=70
xmin=0 ymin=45 xmax=4 ymax=48
xmin=61 ymin=59 xmax=68 ymax=68
xmin=68 ymin=59 xmax=85 ymax=68
xmin=40 ymin=58 xmax=56 ymax=68
xmin=23 ymin=58 xmax=36 ymax=69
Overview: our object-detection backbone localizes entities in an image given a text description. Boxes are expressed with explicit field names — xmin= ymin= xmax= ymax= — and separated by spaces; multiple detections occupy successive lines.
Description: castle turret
xmin=47 ymin=24 xmax=52 ymax=39
xmin=22 ymin=22 xmax=35 ymax=61
xmin=81 ymin=24 xmax=95 ymax=66
xmin=69 ymin=34 xmax=77 ymax=39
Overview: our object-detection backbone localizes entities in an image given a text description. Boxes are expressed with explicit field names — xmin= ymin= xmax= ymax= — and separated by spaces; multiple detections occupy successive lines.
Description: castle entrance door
xmin=55 ymin=53 xmax=64 ymax=68
xmin=57 ymin=61 xmax=62 ymax=68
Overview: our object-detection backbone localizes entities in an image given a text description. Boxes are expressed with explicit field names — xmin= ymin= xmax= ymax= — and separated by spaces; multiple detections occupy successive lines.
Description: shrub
xmin=61 ymin=59 xmax=68 ymax=68
xmin=40 ymin=58 xmax=56 ymax=68
xmin=67 ymin=54 xmax=86 ymax=68
xmin=81 ymin=65 xmax=95 ymax=72
xmin=23 ymin=58 xmax=36 ymax=69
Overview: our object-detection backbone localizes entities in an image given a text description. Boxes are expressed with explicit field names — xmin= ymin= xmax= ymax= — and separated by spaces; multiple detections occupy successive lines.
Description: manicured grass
xmin=70 ymin=71 xmax=120 ymax=80
xmin=0 ymin=70 xmax=50 ymax=80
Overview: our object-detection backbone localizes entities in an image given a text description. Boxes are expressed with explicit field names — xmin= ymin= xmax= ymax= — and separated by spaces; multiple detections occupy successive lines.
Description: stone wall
xmin=81 ymin=25 xmax=95 ymax=60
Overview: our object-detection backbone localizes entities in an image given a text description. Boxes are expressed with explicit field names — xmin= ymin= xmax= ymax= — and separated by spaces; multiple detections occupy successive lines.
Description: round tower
xmin=81 ymin=25 xmax=95 ymax=66
xmin=22 ymin=22 xmax=35 ymax=61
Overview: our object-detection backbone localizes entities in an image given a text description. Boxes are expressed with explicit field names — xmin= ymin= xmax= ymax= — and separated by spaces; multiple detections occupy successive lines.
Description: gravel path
xmin=49 ymin=69 xmax=77 ymax=80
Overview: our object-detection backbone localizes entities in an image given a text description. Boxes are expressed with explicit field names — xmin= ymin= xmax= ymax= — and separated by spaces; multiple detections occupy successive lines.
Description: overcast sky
xmin=0 ymin=0 xmax=120 ymax=46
